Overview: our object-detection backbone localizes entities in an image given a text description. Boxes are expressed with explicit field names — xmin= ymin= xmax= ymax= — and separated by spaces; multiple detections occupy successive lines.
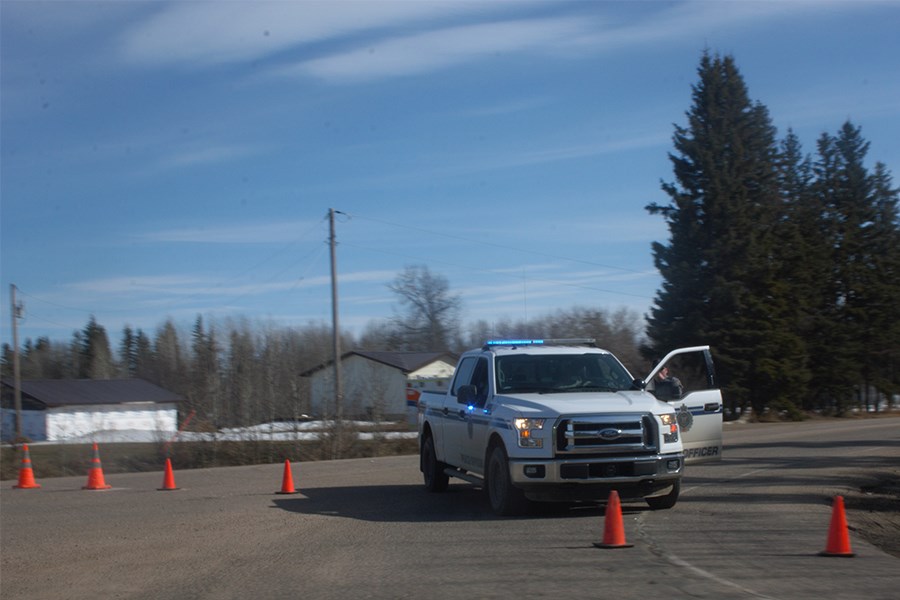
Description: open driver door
xmin=646 ymin=346 xmax=723 ymax=464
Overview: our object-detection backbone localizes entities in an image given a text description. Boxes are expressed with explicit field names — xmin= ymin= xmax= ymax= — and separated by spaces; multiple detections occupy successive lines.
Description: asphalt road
xmin=2 ymin=418 xmax=898 ymax=600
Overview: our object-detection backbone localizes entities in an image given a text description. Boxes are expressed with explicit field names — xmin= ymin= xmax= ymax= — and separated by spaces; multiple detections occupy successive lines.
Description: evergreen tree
xmin=771 ymin=130 xmax=823 ymax=412
xmin=79 ymin=316 xmax=115 ymax=379
xmin=120 ymin=326 xmax=138 ymax=378
xmin=646 ymin=53 xmax=792 ymax=417
xmin=69 ymin=331 xmax=83 ymax=378
xmin=15 ymin=337 xmax=68 ymax=379
xmin=0 ymin=344 xmax=12 ymax=379
xmin=133 ymin=329 xmax=154 ymax=381
xmin=860 ymin=161 xmax=900 ymax=409
xmin=810 ymin=122 xmax=893 ymax=413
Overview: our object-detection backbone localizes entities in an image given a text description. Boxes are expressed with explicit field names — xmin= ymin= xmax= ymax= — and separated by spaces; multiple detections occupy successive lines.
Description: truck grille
xmin=555 ymin=414 xmax=657 ymax=454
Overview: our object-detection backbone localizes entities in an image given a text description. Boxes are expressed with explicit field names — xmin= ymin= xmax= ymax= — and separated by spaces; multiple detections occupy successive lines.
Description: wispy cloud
xmin=460 ymin=267 xmax=656 ymax=311
xmin=113 ymin=0 xmax=849 ymax=84
xmin=298 ymin=270 xmax=397 ymax=288
xmin=12 ymin=0 xmax=859 ymax=81
xmin=68 ymin=275 xmax=218 ymax=296
xmin=138 ymin=220 xmax=323 ymax=244
xmin=2 ymin=0 xmax=142 ymax=37
xmin=66 ymin=275 xmax=303 ymax=309
xmin=272 ymin=16 xmax=595 ymax=83
xmin=68 ymin=268 xmax=396 ymax=297
xmin=117 ymin=1 xmax=494 ymax=67
xmin=582 ymin=0 xmax=843 ymax=52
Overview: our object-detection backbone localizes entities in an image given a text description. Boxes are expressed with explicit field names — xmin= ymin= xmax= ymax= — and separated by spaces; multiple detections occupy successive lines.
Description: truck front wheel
xmin=421 ymin=434 xmax=449 ymax=493
xmin=646 ymin=480 xmax=680 ymax=510
xmin=486 ymin=444 xmax=529 ymax=516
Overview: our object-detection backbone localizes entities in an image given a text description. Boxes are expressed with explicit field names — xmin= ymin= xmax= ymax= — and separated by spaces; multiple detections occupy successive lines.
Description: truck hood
xmin=492 ymin=390 xmax=668 ymax=417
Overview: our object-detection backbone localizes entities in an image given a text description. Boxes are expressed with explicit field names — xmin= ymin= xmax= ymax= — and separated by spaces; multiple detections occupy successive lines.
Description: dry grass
xmin=1 ymin=436 xmax=418 ymax=481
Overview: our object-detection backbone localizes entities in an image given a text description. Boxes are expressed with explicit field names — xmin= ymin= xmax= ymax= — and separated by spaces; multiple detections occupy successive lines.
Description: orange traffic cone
xmin=820 ymin=495 xmax=855 ymax=557
xmin=593 ymin=490 xmax=633 ymax=549
xmin=82 ymin=442 xmax=112 ymax=490
xmin=13 ymin=444 xmax=41 ymax=489
xmin=158 ymin=458 xmax=179 ymax=491
xmin=276 ymin=459 xmax=298 ymax=494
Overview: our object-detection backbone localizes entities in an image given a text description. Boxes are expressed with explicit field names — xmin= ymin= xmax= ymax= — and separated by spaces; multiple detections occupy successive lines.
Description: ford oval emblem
xmin=599 ymin=428 xmax=622 ymax=440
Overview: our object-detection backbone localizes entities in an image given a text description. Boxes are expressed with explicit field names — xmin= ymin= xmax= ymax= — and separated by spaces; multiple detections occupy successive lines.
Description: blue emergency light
xmin=485 ymin=339 xmax=545 ymax=347
xmin=484 ymin=338 xmax=595 ymax=349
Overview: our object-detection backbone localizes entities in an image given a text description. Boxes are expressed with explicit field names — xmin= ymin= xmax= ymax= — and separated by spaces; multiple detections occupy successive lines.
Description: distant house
xmin=0 ymin=379 xmax=183 ymax=442
xmin=301 ymin=351 xmax=456 ymax=421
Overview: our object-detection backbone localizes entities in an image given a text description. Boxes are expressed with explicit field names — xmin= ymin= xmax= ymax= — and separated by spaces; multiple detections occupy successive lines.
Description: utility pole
xmin=10 ymin=284 xmax=24 ymax=441
xmin=328 ymin=209 xmax=344 ymax=457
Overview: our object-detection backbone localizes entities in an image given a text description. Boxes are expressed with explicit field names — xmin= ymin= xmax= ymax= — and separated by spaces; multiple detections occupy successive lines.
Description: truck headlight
xmin=514 ymin=418 xmax=545 ymax=448
xmin=659 ymin=413 xmax=678 ymax=443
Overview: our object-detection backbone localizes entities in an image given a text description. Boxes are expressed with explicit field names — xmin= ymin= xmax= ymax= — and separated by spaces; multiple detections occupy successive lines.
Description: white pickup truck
xmin=417 ymin=338 xmax=723 ymax=515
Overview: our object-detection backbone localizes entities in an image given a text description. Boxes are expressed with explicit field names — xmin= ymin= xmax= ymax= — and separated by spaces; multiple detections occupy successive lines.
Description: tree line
xmin=1 ymin=302 xmax=645 ymax=429
xmin=3 ymin=53 xmax=898 ymax=423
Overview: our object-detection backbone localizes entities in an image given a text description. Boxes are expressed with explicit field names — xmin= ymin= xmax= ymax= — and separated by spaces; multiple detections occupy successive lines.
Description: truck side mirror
xmin=633 ymin=379 xmax=646 ymax=390
xmin=457 ymin=384 xmax=478 ymax=406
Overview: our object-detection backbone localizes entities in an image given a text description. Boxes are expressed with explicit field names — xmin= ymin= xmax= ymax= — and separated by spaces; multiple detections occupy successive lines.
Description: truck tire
xmin=421 ymin=434 xmax=449 ymax=493
xmin=486 ymin=444 xmax=529 ymax=516
xmin=646 ymin=480 xmax=680 ymax=510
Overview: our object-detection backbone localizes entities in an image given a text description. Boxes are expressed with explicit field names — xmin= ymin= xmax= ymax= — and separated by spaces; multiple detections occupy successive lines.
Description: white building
xmin=302 ymin=351 xmax=456 ymax=421
xmin=1 ymin=379 xmax=183 ymax=442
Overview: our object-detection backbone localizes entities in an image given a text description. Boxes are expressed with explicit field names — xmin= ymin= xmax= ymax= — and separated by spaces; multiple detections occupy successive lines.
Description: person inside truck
xmin=499 ymin=362 xmax=531 ymax=391
xmin=654 ymin=366 xmax=684 ymax=400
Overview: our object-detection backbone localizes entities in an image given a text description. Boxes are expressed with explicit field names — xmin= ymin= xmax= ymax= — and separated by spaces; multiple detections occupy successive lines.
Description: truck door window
xmin=470 ymin=358 xmax=488 ymax=403
xmin=452 ymin=357 xmax=488 ymax=405
xmin=451 ymin=357 xmax=477 ymax=397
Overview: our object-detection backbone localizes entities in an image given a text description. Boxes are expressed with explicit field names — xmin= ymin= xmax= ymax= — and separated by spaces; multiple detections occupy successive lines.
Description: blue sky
xmin=2 ymin=0 xmax=899 ymax=346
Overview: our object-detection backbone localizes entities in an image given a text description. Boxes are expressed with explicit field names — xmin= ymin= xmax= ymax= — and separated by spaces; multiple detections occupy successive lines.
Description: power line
xmin=346 ymin=212 xmax=653 ymax=276
xmin=12 ymin=217 xmax=331 ymax=328
xmin=338 ymin=240 xmax=653 ymax=301
xmin=337 ymin=210 xmax=655 ymax=300
xmin=15 ymin=288 xmax=91 ymax=313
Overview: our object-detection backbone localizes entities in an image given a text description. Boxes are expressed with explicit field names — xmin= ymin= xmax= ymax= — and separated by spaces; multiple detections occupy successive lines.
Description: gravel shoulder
xmin=843 ymin=466 xmax=900 ymax=558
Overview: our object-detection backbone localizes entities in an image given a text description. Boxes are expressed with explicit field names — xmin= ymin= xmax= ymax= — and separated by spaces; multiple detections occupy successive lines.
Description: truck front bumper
xmin=508 ymin=452 xmax=683 ymax=502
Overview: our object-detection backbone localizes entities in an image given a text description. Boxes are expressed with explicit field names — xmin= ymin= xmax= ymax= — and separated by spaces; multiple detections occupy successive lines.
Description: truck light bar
xmin=484 ymin=338 xmax=596 ymax=349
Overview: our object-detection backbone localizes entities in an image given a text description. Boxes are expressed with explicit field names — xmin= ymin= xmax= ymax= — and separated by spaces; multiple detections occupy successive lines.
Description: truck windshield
xmin=495 ymin=353 xmax=634 ymax=394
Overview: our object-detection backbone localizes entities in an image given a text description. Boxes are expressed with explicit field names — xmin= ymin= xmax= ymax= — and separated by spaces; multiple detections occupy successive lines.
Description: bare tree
xmin=388 ymin=265 xmax=461 ymax=351
xmin=225 ymin=322 xmax=256 ymax=427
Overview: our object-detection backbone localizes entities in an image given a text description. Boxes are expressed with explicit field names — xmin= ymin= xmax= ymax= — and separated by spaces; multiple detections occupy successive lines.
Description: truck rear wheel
xmin=421 ymin=434 xmax=449 ymax=493
xmin=646 ymin=480 xmax=679 ymax=510
xmin=486 ymin=444 xmax=529 ymax=516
